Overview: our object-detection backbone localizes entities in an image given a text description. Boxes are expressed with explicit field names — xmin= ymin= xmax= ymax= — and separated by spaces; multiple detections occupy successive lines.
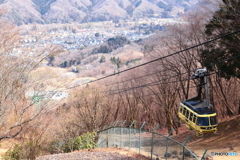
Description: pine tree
xmin=201 ymin=0 xmax=240 ymax=79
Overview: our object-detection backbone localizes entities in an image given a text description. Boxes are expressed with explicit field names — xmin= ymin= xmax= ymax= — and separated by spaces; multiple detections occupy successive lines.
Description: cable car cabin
xmin=179 ymin=101 xmax=217 ymax=135
xmin=178 ymin=69 xmax=218 ymax=136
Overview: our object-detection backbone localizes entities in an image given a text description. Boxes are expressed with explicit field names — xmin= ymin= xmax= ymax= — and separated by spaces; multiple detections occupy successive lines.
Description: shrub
xmin=3 ymin=140 xmax=42 ymax=160
xmin=3 ymin=144 xmax=22 ymax=160
xmin=73 ymin=132 xmax=97 ymax=150
xmin=51 ymin=132 xmax=97 ymax=153
xmin=99 ymin=55 xmax=106 ymax=63
xmin=47 ymin=141 xmax=63 ymax=154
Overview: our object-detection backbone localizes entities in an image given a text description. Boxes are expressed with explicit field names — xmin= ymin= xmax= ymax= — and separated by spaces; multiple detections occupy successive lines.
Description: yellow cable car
xmin=178 ymin=69 xmax=218 ymax=136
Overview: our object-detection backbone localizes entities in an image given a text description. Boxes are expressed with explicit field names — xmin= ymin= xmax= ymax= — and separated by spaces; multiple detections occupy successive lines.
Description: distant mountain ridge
xmin=0 ymin=0 xmax=199 ymax=25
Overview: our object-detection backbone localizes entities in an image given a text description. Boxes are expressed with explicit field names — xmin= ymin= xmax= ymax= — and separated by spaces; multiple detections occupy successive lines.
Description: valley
xmin=1 ymin=0 xmax=240 ymax=159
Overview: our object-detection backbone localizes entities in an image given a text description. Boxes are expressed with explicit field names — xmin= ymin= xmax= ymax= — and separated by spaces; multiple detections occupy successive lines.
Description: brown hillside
xmin=183 ymin=115 xmax=240 ymax=160
xmin=188 ymin=115 xmax=240 ymax=150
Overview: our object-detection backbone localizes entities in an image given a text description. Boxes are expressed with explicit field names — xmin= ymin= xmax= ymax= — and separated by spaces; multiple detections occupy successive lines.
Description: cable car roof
xmin=181 ymin=101 xmax=215 ymax=115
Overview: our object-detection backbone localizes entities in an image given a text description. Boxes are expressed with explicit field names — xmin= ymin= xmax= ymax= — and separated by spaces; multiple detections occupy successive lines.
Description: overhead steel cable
xmin=71 ymin=57 xmax=240 ymax=104
xmin=68 ymin=29 xmax=240 ymax=89
xmin=110 ymin=85 xmax=198 ymax=101
xmin=108 ymin=77 xmax=191 ymax=94
xmin=105 ymin=54 xmax=240 ymax=96
xmin=82 ymin=53 xmax=240 ymax=98
xmin=103 ymin=51 xmax=240 ymax=87
xmin=104 ymin=66 xmax=187 ymax=87
xmin=140 ymin=69 xmax=240 ymax=101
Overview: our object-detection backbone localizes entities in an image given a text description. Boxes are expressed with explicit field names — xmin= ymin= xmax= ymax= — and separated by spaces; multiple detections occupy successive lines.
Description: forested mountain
xmin=0 ymin=0 xmax=199 ymax=25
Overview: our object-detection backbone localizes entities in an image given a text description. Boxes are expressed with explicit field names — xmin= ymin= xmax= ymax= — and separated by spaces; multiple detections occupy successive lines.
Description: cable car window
xmin=185 ymin=110 xmax=189 ymax=119
xmin=197 ymin=117 xmax=209 ymax=126
xmin=189 ymin=112 xmax=193 ymax=121
xmin=193 ymin=115 xmax=196 ymax=123
xmin=210 ymin=116 xmax=217 ymax=125
xmin=183 ymin=108 xmax=186 ymax=115
xmin=180 ymin=107 xmax=183 ymax=113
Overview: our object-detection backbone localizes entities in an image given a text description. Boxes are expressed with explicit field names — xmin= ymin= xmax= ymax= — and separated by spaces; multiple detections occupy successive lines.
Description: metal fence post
xmin=114 ymin=121 xmax=119 ymax=127
xmin=129 ymin=121 xmax=135 ymax=150
xmin=166 ymin=128 xmax=174 ymax=160
xmin=107 ymin=128 xmax=109 ymax=148
xmin=200 ymin=149 xmax=208 ymax=160
xmin=107 ymin=123 xmax=113 ymax=147
xmin=121 ymin=120 xmax=126 ymax=148
xmin=139 ymin=122 xmax=146 ymax=154
xmin=102 ymin=125 xmax=106 ymax=130
xmin=100 ymin=125 xmax=106 ymax=148
xmin=113 ymin=121 xmax=118 ymax=147
xmin=150 ymin=124 xmax=159 ymax=160
xmin=182 ymin=135 xmax=191 ymax=160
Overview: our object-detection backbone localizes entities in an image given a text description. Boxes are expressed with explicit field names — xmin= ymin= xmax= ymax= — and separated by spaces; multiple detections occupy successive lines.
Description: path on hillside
xmin=37 ymin=148 xmax=149 ymax=160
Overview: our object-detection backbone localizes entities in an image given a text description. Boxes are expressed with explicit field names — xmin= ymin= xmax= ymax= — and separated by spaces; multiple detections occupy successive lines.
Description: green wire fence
xmin=97 ymin=120 xmax=208 ymax=160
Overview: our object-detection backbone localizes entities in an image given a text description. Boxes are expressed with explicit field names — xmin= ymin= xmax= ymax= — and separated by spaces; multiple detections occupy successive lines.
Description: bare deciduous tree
xmin=0 ymin=17 xmax=62 ymax=141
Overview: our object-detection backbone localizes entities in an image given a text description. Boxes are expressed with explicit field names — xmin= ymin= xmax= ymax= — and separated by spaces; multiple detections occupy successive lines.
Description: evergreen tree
xmin=99 ymin=55 xmax=106 ymax=63
xmin=201 ymin=0 xmax=240 ymax=79
xmin=110 ymin=57 xmax=121 ymax=68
